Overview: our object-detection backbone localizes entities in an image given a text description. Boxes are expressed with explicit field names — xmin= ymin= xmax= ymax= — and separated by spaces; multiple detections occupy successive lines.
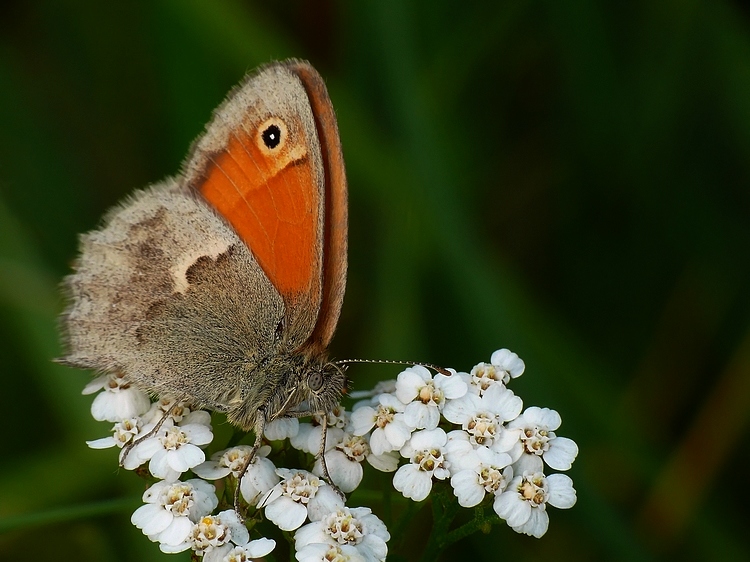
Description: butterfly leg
xmin=312 ymin=416 xmax=345 ymax=501
xmin=234 ymin=408 xmax=267 ymax=517
xmin=281 ymin=409 xmax=346 ymax=501
xmin=118 ymin=394 xmax=189 ymax=468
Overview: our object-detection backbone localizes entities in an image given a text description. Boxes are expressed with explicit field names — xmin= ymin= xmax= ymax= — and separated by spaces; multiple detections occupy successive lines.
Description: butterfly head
xmin=301 ymin=358 xmax=349 ymax=417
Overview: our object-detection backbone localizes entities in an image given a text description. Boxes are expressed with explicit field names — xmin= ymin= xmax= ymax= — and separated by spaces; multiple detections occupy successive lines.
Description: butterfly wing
xmin=184 ymin=60 xmax=347 ymax=352
xmin=288 ymin=61 xmax=348 ymax=355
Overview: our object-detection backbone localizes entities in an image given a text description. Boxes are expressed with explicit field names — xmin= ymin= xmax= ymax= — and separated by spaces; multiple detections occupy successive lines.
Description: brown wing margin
xmin=288 ymin=61 xmax=348 ymax=354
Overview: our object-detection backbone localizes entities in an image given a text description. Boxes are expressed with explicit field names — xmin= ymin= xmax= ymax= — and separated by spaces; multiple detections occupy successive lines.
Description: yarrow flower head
xmin=86 ymin=417 xmax=142 ymax=450
xmin=261 ymin=469 xmax=344 ymax=531
xmin=393 ymin=428 xmax=451 ymax=502
xmin=130 ymin=479 xmax=218 ymax=551
xmin=141 ymin=398 xmax=196 ymax=425
xmin=508 ymin=406 xmax=579 ymax=474
xmin=83 ymin=371 xmax=150 ymax=422
xmin=170 ymin=509 xmax=276 ymax=561
xmin=396 ymin=365 xmax=467 ymax=430
xmin=447 ymin=442 xmax=514 ymax=507
xmin=192 ymin=445 xmax=280 ymax=506
xmin=350 ymin=393 xmax=412 ymax=455
xmin=494 ymin=471 xmax=577 ymax=537
xmin=442 ymin=382 xmax=523 ymax=450
xmin=121 ymin=412 xmax=213 ymax=481
xmin=80 ymin=346 xmax=576 ymax=559
xmin=469 ymin=348 xmax=526 ymax=391
xmin=295 ymin=506 xmax=390 ymax=562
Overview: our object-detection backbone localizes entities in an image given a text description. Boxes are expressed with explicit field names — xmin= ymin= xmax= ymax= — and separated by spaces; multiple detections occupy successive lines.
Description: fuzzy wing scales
xmin=60 ymin=180 xmax=285 ymax=410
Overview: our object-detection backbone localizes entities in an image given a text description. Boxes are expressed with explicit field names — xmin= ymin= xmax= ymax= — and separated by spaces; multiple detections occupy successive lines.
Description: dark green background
xmin=1 ymin=1 xmax=748 ymax=560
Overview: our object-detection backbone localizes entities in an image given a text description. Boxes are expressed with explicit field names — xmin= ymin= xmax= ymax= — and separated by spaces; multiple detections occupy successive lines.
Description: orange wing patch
xmin=199 ymin=127 xmax=319 ymax=300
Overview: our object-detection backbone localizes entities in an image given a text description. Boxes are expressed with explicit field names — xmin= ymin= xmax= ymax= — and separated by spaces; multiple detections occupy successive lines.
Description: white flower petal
xmin=265 ymin=417 xmax=299 ymax=441
xmin=181 ymin=423 xmax=213 ymax=446
xmin=492 ymin=427 xmax=522 ymax=454
xmin=523 ymin=406 xmax=562 ymax=431
xmin=483 ymin=383 xmax=522 ymax=422
xmin=294 ymin=520 xmax=329 ymax=548
xmin=546 ymin=473 xmax=577 ymax=509
xmin=393 ymin=464 xmax=432 ymax=501
xmin=265 ymin=496 xmax=308 ymax=531
xmin=307 ymin=486 xmax=346 ymax=521
xmin=86 ymin=436 xmax=117 ymax=449
xmin=240 ymin=457 xmax=280 ymax=506
xmin=436 ymin=372 xmax=468 ymax=399
xmin=290 ymin=423 xmax=316 ymax=453
xmin=494 ymin=489 xmax=531 ymax=527
xmin=217 ymin=509 xmax=249 ymax=546
xmin=157 ymin=516 xmax=193 ymax=546
xmin=180 ymin=410 xmax=211 ymax=427
xmin=441 ymin=393 xmax=480 ymax=424
xmin=122 ymin=437 xmax=161 ymax=469
xmin=316 ymin=451 xmax=362 ymax=493
xmin=168 ymin=444 xmax=205 ymax=472
xmin=444 ymin=438 xmax=478 ymax=473
xmin=490 ymin=348 xmax=525 ymax=378
xmin=451 ymin=470 xmax=485 ymax=507
xmin=246 ymin=537 xmax=276 ymax=558
xmin=296 ymin=543 xmax=365 ymax=562
xmin=82 ymin=375 xmax=108 ymax=395
xmin=131 ymin=504 xmax=172 ymax=536
xmin=403 ymin=402 xmax=439 ymax=430
xmin=359 ymin=533 xmax=389 ymax=560
xmin=383 ymin=419 xmax=412 ymax=448
xmin=406 ymin=428 xmax=447 ymax=451
xmin=158 ymin=541 xmax=191 ymax=554
xmin=148 ymin=449 xmax=171 ymax=478
xmin=513 ymin=505 xmax=549 ymax=538
xmin=395 ymin=367 xmax=429 ymax=403
xmin=90 ymin=392 xmax=116 ymax=422
xmin=544 ymin=437 xmax=578 ymax=470
xmin=366 ymin=451 xmax=400 ymax=472
xmin=191 ymin=460 xmax=231 ymax=480
xmin=350 ymin=406 xmax=377 ymax=436
xmin=369 ymin=428 xmax=391 ymax=456
xmin=513 ymin=452 xmax=544 ymax=475
xmin=351 ymin=506 xmax=390 ymax=541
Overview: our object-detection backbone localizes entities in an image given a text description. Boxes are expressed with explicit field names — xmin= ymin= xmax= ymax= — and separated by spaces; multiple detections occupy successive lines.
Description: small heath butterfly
xmin=60 ymin=60 xmax=348 ymax=463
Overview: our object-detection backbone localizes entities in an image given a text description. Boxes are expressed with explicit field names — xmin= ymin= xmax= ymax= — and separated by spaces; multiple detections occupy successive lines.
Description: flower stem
xmin=418 ymin=485 xmax=460 ymax=562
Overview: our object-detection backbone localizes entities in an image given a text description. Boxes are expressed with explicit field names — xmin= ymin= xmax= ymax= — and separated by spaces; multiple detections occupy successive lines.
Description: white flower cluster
xmin=348 ymin=348 xmax=578 ymax=538
xmin=83 ymin=348 xmax=577 ymax=560
xmin=84 ymin=374 xmax=390 ymax=560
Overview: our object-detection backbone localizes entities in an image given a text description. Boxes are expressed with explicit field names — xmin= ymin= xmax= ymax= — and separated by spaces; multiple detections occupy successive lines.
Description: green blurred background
xmin=1 ymin=1 xmax=749 ymax=560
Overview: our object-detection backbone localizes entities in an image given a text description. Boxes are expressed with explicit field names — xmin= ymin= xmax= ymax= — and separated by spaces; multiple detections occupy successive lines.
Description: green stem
xmin=442 ymin=506 xmax=501 ymax=547
xmin=419 ymin=484 xmax=460 ymax=562
xmin=392 ymin=498 xmax=425 ymax=548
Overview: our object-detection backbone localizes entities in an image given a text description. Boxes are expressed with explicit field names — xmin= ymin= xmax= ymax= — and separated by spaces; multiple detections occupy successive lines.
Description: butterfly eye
xmin=308 ymin=371 xmax=324 ymax=392
xmin=257 ymin=118 xmax=288 ymax=154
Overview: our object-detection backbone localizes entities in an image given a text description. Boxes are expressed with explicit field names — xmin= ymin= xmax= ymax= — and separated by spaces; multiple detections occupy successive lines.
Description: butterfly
xmin=60 ymin=60 xmax=349 ymax=483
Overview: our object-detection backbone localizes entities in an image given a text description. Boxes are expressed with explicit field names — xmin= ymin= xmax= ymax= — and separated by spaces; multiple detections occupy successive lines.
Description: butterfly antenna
xmin=334 ymin=358 xmax=452 ymax=376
